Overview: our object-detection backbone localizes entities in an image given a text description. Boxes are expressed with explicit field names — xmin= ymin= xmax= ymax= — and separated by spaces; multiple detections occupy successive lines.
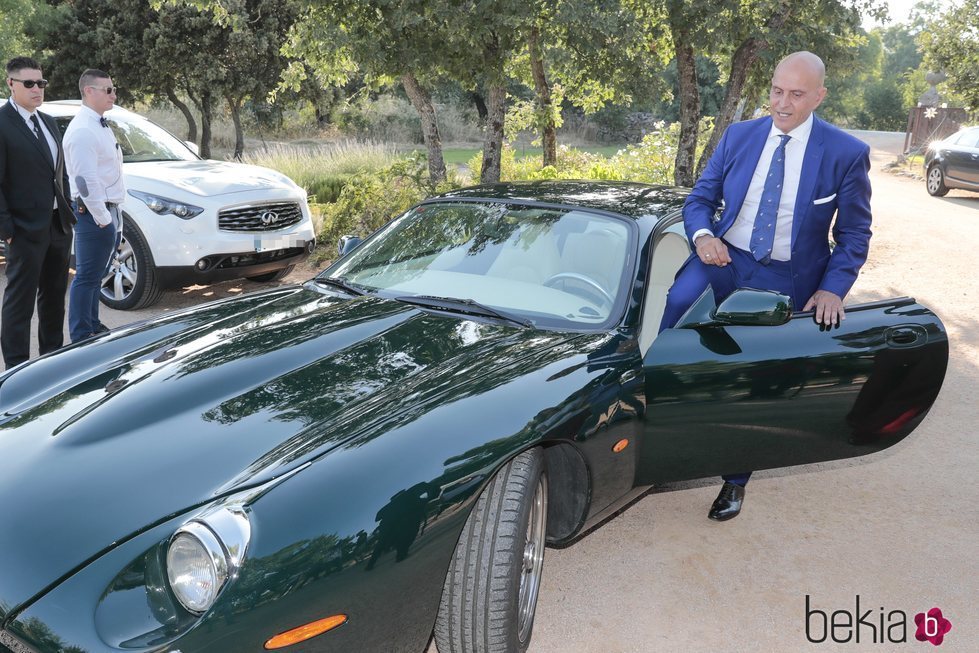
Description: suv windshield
xmin=54 ymin=113 xmax=199 ymax=163
xmin=322 ymin=201 xmax=634 ymax=330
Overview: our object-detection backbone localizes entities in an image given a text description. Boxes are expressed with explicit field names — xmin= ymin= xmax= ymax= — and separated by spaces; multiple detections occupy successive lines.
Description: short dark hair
xmin=6 ymin=57 xmax=42 ymax=76
xmin=78 ymin=68 xmax=110 ymax=95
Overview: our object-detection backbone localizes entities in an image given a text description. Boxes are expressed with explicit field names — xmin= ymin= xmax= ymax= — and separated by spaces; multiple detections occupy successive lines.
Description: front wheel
xmin=926 ymin=165 xmax=949 ymax=197
xmin=435 ymin=448 xmax=547 ymax=653
xmin=100 ymin=220 xmax=163 ymax=310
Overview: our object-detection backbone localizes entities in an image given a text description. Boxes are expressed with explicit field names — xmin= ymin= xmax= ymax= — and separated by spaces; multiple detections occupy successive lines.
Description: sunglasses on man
xmin=9 ymin=78 xmax=48 ymax=89
xmin=86 ymin=85 xmax=118 ymax=95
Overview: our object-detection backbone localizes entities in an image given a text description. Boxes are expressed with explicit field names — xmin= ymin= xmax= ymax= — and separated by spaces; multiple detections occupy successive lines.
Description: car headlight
xmin=166 ymin=522 xmax=229 ymax=614
xmin=129 ymin=189 xmax=204 ymax=219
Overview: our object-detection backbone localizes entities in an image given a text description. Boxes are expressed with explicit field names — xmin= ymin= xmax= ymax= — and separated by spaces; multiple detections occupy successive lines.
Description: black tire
xmin=246 ymin=265 xmax=294 ymax=283
xmin=435 ymin=448 xmax=548 ymax=653
xmin=926 ymin=164 xmax=949 ymax=197
xmin=100 ymin=219 xmax=163 ymax=310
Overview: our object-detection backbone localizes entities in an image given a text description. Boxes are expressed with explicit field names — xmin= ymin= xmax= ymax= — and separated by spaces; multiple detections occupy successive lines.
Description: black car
xmin=924 ymin=126 xmax=979 ymax=196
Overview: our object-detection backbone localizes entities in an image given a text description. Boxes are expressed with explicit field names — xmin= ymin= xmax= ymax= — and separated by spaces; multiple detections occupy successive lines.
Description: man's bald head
xmin=769 ymin=51 xmax=827 ymax=132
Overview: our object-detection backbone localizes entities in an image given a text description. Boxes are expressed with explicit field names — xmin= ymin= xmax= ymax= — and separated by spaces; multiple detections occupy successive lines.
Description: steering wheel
xmin=543 ymin=272 xmax=614 ymax=306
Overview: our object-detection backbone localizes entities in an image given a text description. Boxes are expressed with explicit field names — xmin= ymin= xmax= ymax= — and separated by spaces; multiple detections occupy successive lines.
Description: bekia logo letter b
xmin=914 ymin=608 xmax=952 ymax=646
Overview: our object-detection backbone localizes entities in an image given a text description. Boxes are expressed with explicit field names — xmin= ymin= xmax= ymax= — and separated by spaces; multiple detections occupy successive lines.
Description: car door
xmin=945 ymin=128 xmax=979 ymax=185
xmin=636 ymin=291 xmax=948 ymax=485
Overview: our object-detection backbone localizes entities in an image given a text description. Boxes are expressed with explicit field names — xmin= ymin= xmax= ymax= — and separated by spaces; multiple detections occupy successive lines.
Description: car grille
xmin=218 ymin=202 xmax=303 ymax=232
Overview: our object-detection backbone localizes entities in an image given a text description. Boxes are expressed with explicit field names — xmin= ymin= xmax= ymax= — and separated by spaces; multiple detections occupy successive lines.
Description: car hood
xmin=124 ymin=160 xmax=300 ymax=197
xmin=0 ymin=286 xmax=586 ymax=616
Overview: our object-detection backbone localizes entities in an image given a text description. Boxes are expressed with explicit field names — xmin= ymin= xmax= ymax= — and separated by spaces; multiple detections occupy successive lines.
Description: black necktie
xmin=29 ymin=114 xmax=55 ymax=168
xmin=100 ymin=117 xmax=108 ymax=128
xmin=29 ymin=113 xmax=43 ymax=139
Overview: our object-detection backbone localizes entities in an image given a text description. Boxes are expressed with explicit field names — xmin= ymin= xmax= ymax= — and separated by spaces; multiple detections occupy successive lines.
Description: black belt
xmin=74 ymin=198 xmax=117 ymax=214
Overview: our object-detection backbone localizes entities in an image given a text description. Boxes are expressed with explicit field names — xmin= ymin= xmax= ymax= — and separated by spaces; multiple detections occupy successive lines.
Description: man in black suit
xmin=0 ymin=57 xmax=74 ymax=369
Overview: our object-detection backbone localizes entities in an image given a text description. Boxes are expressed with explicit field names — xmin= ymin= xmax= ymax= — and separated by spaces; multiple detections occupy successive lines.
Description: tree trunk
xmin=672 ymin=29 xmax=700 ymax=187
xmin=302 ymin=63 xmax=331 ymax=127
xmin=529 ymin=25 xmax=557 ymax=168
xmin=470 ymin=92 xmax=488 ymax=123
xmin=695 ymin=1 xmax=794 ymax=176
xmin=166 ymin=88 xmax=197 ymax=143
xmin=229 ymin=96 xmax=245 ymax=161
xmin=199 ymin=90 xmax=213 ymax=159
xmin=481 ymin=82 xmax=507 ymax=184
xmin=401 ymin=71 xmax=447 ymax=185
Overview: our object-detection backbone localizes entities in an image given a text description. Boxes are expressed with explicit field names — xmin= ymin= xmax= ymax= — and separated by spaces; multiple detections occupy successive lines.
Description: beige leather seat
xmin=486 ymin=231 xmax=561 ymax=283
xmin=639 ymin=231 xmax=690 ymax=355
xmin=559 ymin=230 xmax=624 ymax=293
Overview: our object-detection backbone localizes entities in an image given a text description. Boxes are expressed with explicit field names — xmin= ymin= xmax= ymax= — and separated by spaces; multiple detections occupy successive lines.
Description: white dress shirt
xmin=63 ymin=105 xmax=125 ymax=227
xmin=9 ymin=98 xmax=59 ymax=208
xmin=695 ymin=113 xmax=814 ymax=262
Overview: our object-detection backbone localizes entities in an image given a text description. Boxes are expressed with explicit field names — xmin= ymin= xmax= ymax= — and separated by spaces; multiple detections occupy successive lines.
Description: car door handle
xmin=620 ymin=368 xmax=640 ymax=384
xmin=885 ymin=325 xmax=927 ymax=348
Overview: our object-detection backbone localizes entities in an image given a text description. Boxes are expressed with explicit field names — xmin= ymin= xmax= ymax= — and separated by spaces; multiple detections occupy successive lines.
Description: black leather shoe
xmin=708 ymin=482 xmax=745 ymax=521
xmin=93 ymin=323 xmax=110 ymax=335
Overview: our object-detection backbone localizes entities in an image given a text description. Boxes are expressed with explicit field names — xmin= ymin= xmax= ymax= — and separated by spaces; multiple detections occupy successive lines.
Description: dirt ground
xmin=3 ymin=131 xmax=976 ymax=652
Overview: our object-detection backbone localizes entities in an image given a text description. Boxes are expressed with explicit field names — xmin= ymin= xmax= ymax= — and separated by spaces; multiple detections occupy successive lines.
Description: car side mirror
xmin=184 ymin=141 xmax=200 ymax=155
xmin=712 ymin=288 xmax=792 ymax=326
xmin=338 ymin=235 xmax=363 ymax=256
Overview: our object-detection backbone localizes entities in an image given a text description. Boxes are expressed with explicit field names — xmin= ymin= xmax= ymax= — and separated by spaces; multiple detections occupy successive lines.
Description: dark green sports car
xmin=0 ymin=182 xmax=947 ymax=653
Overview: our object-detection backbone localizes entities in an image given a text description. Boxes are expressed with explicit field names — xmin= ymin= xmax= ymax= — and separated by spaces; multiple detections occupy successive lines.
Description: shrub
xmin=318 ymin=151 xmax=466 ymax=247
xmin=467 ymin=118 xmax=713 ymax=186
xmin=241 ymin=141 xmax=402 ymax=204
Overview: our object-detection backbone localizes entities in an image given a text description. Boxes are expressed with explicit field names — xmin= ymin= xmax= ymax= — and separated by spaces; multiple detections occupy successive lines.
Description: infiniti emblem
xmin=260 ymin=210 xmax=279 ymax=225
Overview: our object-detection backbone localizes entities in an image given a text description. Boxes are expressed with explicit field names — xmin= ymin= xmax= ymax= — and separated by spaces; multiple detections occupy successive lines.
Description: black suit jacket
xmin=0 ymin=101 xmax=74 ymax=241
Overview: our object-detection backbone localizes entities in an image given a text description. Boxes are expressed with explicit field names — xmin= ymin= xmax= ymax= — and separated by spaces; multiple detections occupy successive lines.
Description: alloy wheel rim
xmin=928 ymin=168 xmax=941 ymax=193
xmin=517 ymin=474 xmax=547 ymax=643
xmin=101 ymin=236 xmax=137 ymax=301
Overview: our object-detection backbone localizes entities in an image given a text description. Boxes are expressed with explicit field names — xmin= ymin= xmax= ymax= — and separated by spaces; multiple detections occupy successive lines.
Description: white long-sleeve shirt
xmin=63 ymin=105 xmax=125 ymax=226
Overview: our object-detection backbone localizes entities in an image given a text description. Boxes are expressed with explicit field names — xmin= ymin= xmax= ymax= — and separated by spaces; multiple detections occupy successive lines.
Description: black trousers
xmin=1 ymin=214 xmax=73 ymax=369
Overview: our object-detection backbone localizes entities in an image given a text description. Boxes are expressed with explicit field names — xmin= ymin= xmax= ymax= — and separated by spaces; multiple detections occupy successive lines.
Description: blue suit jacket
xmin=683 ymin=114 xmax=872 ymax=304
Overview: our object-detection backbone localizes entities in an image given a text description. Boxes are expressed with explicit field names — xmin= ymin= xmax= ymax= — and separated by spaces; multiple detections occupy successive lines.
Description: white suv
xmin=43 ymin=101 xmax=316 ymax=309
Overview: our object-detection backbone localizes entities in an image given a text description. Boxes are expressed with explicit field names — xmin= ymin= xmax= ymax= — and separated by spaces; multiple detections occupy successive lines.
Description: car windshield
xmin=55 ymin=112 xmax=199 ymax=163
xmin=107 ymin=114 xmax=199 ymax=162
xmin=322 ymin=201 xmax=634 ymax=330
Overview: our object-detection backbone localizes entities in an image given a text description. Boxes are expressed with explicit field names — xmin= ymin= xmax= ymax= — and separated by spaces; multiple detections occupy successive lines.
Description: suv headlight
xmin=129 ymin=190 xmax=204 ymax=219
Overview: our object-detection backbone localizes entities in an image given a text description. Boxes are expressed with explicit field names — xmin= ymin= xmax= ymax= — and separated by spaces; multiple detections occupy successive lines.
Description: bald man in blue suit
xmin=660 ymin=51 xmax=873 ymax=521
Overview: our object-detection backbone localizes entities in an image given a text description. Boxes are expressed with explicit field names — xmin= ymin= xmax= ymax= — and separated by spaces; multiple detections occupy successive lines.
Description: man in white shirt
xmin=659 ymin=52 xmax=873 ymax=521
xmin=0 ymin=56 xmax=74 ymax=368
xmin=63 ymin=68 xmax=126 ymax=342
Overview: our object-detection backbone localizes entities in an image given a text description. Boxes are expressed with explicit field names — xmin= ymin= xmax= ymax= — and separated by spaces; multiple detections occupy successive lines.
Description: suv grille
xmin=219 ymin=202 xmax=303 ymax=232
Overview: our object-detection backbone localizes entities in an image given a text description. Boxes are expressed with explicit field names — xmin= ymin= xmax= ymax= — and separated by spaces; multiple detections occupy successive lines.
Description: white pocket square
xmin=813 ymin=194 xmax=837 ymax=205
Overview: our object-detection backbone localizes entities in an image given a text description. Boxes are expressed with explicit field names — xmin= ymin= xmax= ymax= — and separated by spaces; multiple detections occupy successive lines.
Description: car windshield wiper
xmin=311 ymin=276 xmax=367 ymax=296
xmin=394 ymin=294 xmax=534 ymax=328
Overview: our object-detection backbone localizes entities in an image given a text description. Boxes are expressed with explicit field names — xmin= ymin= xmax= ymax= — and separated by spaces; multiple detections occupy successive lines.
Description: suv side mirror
xmin=712 ymin=288 xmax=792 ymax=326
xmin=338 ymin=235 xmax=363 ymax=256
xmin=184 ymin=141 xmax=200 ymax=155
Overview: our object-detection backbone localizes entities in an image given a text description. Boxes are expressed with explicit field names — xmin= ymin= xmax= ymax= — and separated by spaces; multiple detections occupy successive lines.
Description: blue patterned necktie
xmin=750 ymin=134 xmax=791 ymax=263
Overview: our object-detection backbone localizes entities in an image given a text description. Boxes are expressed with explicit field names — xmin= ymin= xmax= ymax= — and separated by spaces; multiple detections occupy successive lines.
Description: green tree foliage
xmin=661 ymin=0 xmax=885 ymax=185
xmin=919 ymin=0 xmax=979 ymax=112
xmin=0 ymin=0 xmax=46 ymax=70
xmin=859 ymin=79 xmax=907 ymax=130
xmin=33 ymin=0 xmax=297 ymax=159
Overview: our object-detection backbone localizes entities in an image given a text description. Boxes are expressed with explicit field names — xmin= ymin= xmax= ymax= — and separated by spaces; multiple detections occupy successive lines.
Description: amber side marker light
xmin=612 ymin=439 xmax=629 ymax=453
xmin=264 ymin=614 xmax=348 ymax=649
